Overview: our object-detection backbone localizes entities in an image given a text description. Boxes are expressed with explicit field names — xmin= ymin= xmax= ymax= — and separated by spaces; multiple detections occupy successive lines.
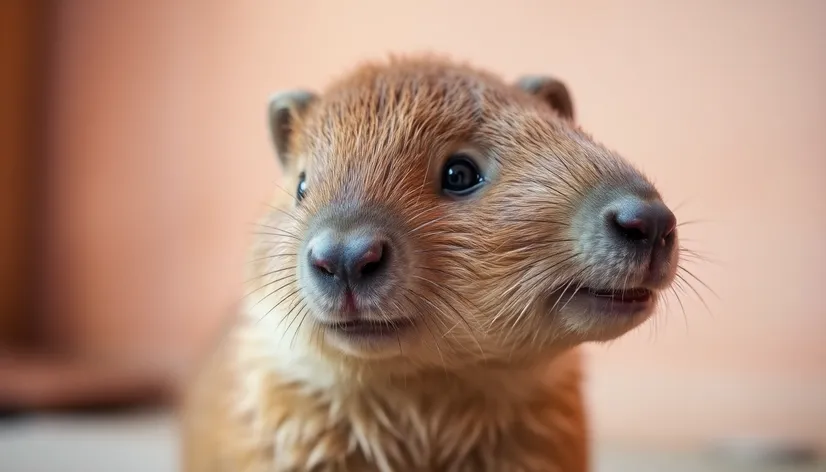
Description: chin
xmin=553 ymin=288 xmax=663 ymax=343
xmin=320 ymin=318 xmax=422 ymax=360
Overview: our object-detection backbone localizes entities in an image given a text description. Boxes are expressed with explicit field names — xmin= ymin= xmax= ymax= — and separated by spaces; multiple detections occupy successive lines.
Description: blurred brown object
xmin=2 ymin=0 xmax=255 ymax=413
xmin=0 ymin=0 xmax=177 ymax=412
xmin=0 ymin=0 xmax=48 ymax=350
xmin=0 ymin=352 xmax=175 ymax=412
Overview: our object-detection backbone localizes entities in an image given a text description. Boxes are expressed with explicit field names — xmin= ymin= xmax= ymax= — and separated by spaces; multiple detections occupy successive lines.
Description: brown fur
xmin=180 ymin=55 xmax=678 ymax=471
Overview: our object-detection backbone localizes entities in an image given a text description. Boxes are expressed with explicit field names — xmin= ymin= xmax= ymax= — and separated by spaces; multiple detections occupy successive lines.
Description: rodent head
xmin=252 ymin=56 xmax=679 ymax=377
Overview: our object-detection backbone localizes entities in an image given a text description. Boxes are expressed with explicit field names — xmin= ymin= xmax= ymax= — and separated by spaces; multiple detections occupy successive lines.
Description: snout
xmin=299 ymin=205 xmax=417 ymax=347
xmin=566 ymin=182 xmax=680 ymax=318
xmin=299 ymin=204 xmax=411 ymax=326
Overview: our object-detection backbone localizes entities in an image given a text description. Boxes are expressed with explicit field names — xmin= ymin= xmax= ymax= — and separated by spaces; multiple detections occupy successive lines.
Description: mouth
xmin=582 ymin=287 xmax=653 ymax=303
xmin=321 ymin=317 xmax=415 ymax=339
xmin=557 ymin=285 xmax=656 ymax=316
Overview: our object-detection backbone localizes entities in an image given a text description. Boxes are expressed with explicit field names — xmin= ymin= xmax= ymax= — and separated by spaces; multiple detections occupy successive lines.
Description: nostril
xmin=612 ymin=214 xmax=650 ymax=242
xmin=350 ymin=240 xmax=387 ymax=280
xmin=311 ymin=256 xmax=336 ymax=277
xmin=307 ymin=232 xmax=341 ymax=279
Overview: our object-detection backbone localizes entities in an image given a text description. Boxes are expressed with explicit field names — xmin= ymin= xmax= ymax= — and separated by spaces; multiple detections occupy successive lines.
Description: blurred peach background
xmin=2 ymin=0 xmax=825 ymax=467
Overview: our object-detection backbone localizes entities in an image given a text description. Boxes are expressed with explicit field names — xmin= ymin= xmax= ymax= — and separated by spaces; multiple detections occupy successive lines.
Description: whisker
xmin=516 ymin=252 xmax=581 ymax=293
xmin=559 ymin=278 xmax=588 ymax=313
xmin=263 ymin=203 xmax=303 ymax=225
xmin=246 ymin=253 xmax=297 ymax=264
xmin=250 ymin=221 xmax=302 ymax=236
xmin=669 ymin=285 xmax=689 ymax=333
xmin=253 ymin=284 xmax=300 ymax=316
xmin=486 ymin=252 xmax=580 ymax=329
xmin=272 ymin=183 xmax=300 ymax=205
xmin=310 ymin=314 xmax=323 ymax=351
xmin=257 ymin=287 xmax=302 ymax=325
xmin=502 ymin=299 xmax=534 ymax=344
xmin=290 ymin=304 xmax=311 ymax=349
xmin=548 ymin=267 xmax=589 ymax=314
xmin=252 ymin=231 xmax=302 ymax=241
xmin=674 ymin=272 xmax=713 ymax=317
xmin=280 ymin=302 xmax=308 ymax=346
xmin=678 ymin=265 xmax=720 ymax=300
xmin=670 ymin=198 xmax=692 ymax=214
xmin=680 ymin=250 xmax=721 ymax=267
xmin=245 ymin=265 xmax=296 ymax=284
xmin=676 ymin=219 xmax=712 ymax=228
xmin=244 ymin=272 xmax=296 ymax=300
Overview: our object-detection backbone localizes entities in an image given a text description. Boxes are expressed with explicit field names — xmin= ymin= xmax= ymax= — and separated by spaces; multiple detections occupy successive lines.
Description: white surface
xmin=0 ymin=412 xmax=178 ymax=472
xmin=0 ymin=412 xmax=823 ymax=472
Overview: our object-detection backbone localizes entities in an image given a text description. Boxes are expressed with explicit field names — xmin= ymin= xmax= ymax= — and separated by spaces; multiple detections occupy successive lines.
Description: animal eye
xmin=296 ymin=172 xmax=308 ymax=202
xmin=441 ymin=154 xmax=485 ymax=196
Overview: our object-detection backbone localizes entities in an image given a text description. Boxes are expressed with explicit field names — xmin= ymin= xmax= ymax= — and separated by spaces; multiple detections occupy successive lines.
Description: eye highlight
xmin=296 ymin=172 xmax=308 ymax=202
xmin=441 ymin=154 xmax=485 ymax=197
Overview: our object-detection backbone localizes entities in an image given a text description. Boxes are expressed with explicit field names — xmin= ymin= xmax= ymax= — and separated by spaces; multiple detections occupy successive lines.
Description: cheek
xmin=480 ymin=185 xmax=575 ymax=239
xmin=464 ymin=188 xmax=582 ymax=291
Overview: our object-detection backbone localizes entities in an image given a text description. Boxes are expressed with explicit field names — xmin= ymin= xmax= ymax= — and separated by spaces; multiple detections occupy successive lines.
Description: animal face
xmin=251 ymin=57 xmax=678 ymax=375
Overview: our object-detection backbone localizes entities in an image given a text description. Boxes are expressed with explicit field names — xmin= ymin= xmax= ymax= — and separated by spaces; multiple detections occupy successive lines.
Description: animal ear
xmin=268 ymin=90 xmax=318 ymax=166
xmin=514 ymin=76 xmax=575 ymax=121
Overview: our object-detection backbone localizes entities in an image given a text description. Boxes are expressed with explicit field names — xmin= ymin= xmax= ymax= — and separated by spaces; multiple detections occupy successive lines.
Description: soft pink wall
xmin=46 ymin=0 xmax=825 ymax=447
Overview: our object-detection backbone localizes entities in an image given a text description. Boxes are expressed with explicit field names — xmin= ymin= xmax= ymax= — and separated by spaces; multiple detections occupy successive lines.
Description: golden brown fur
xmin=180 ymin=55 xmax=679 ymax=471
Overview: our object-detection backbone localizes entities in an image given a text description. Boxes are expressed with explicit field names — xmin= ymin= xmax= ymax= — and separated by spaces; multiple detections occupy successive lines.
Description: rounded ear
xmin=514 ymin=75 xmax=575 ymax=121
xmin=268 ymin=89 xmax=318 ymax=166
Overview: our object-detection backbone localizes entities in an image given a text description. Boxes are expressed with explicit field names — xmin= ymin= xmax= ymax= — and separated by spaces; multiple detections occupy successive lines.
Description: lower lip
xmin=323 ymin=318 xmax=415 ymax=339
xmin=576 ymin=287 xmax=655 ymax=315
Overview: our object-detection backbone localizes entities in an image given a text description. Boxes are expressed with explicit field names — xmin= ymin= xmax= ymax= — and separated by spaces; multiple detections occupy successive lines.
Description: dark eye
xmin=296 ymin=172 xmax=308 ymax=202
xmin=441 ymin=154 xmax=485 ymax=196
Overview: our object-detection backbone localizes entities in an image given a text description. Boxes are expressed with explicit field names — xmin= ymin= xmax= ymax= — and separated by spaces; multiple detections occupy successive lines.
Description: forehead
xmin=300 ymin=61 xmax=512 ymax=168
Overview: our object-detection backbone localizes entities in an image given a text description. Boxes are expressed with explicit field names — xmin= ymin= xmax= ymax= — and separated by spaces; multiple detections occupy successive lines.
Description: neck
xmin=245 ymin=343 xmax=581 ymax=405
xmin=235 ymin=316 xmax=582 ymax=401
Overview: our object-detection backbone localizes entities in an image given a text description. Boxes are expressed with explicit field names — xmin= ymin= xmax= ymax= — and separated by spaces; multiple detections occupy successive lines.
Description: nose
xmin=307 ymin=231 xmax=389 ymax=287
xmin=607 ymin=196 xmax=677 ymax=246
